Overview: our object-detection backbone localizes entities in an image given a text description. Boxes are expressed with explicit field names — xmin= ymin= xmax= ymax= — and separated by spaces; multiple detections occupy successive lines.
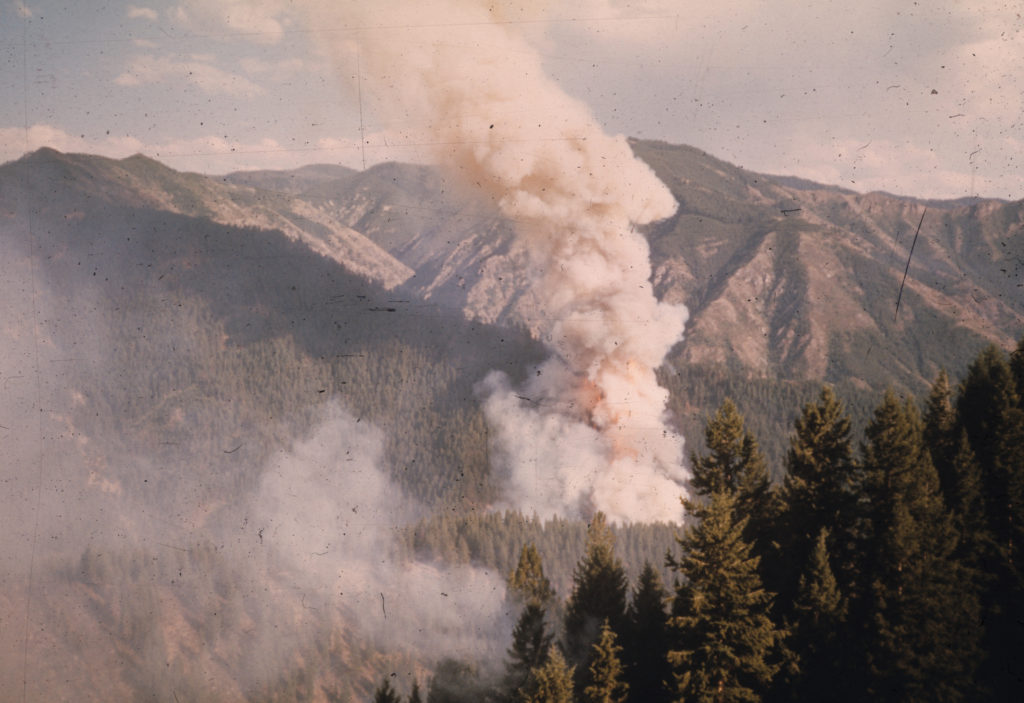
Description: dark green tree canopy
xmin=690 ymin=398 xmax=771 ymax=503
xmin=668 ymin=490 xmax=782 ymax=703
xmin=506 ymin=602 xmax=555 ymax=700
xmin=564 ymin=512 xmax=629 ymax=665
xmin=858 ymin=389 xmax=982 ymax=703
xmin=777 ymin=385 xmax=860 ymax=602
xmin=374 ymin=677 xmax=402 ymax=703
xmin=622 ymin=562 xmax=672 ymax=703
xmin=408 ymin=680 xmax=424 ymax=703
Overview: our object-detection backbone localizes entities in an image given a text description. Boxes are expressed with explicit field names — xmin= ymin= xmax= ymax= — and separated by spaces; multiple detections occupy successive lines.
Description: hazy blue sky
xmin=1 ymin=0 xmax=1020 ymax=199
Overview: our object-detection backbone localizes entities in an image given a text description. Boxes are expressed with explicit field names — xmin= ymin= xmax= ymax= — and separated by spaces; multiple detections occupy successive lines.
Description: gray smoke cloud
xmin=249 ymin=403 xmax=511 ymax=660
xmin=298 ymin=0 xmax=691 ymax=522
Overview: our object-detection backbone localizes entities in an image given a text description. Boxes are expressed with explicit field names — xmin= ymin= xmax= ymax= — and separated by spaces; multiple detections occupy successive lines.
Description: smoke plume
xmin=304 ymin=0 xmax=690 ymax=522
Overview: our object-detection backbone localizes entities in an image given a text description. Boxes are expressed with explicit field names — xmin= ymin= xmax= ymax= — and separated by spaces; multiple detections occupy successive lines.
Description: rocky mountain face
xmin=233 ymin=140 xmax=1023 ymax=394
xmin=11 ymin=143 xmax=1018 ymax=396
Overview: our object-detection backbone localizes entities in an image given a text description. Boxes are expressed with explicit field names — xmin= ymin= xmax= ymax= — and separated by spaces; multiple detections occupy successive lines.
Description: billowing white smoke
xmin=301 ymin=0 xmax=689 ymax=522
xmin=251 ymin=403 xmax=511 ymax=660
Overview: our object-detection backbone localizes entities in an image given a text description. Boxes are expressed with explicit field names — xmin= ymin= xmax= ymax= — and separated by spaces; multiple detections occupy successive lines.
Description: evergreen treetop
xmin=509 ymin=543 xmax=555 ymax=606
xmin=527 ymin=648 xmax=576 ymax=703
xmin=564 ymin=513 xmax=629 ymax=666
xmin=668 ymin=490 xmax=781 ymax=703
xmin=858 ymin=389 xmax=982 ymax=702
xmin=581 ymin=620 xmax=628 ymax=703
xmin=374 ymin=677 xmax=402 ymax=703
xmin=622 ymin=562 xmax=672 ymax=703
xmin=408 ymin=680 xmax=424 ymax=703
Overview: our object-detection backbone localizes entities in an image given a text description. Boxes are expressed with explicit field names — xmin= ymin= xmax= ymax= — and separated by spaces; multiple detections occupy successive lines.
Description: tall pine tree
xmin=776 ymin=385 xmax=860 ymax=609
xmin=506 ymin=603 xmax=555 ymax=701
xmin=563 ymin=513 xmax=628 ymax=670
xmin=923 ymin=369 xmax=959 ymax=501
xmin=622 ymin=563 xmax=672 ymax=703
xmin=506 ymin=543 xmax=557 ymax=702
xmin=690 ymin=399 xmax=777 ymax=581
xmin=857 ymin=390 xmax=982 ymax=702
xmin=668 ymin=490 xmax=782 ymax=703
xmin=956 ymin=344 xmax=1024 ymax=701
xmin=789 ymin=528 xmax=846 ymax=703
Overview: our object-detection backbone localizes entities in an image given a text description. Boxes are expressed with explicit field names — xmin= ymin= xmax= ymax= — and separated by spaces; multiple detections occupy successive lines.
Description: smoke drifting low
xmin=304 ymin=0 xmax=690 ymax=522
xmin=250 ymin=404 xmax=511 ymax=661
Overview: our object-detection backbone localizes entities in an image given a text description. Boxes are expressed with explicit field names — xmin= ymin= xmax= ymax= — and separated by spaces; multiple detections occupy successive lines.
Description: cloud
xmin=115 ymin=54 xmax=265 ymax=97
xmin=0 ymin=123 xmax=429 ymax=175
xmin=126 ymin=5 xmax=158 ymax=21
xmin=239 ymin=56 xmax=308 ymax=82
xmin=172 ymin=0 xmax=290 ymax=44
xmin=0 ymin=124 xmax=144 ymax=164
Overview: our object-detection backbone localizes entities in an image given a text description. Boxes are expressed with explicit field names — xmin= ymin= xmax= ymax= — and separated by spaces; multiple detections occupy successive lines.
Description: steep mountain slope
xmin=214 ymin=139 xmax=1022 ymax=469
xmin=220 ymin=141 xmax=1023 ymax=397
xmin=633 ymin=139 xmax=1023 ymax=390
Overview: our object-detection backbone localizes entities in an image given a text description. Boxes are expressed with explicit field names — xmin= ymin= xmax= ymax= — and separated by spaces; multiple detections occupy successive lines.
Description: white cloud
xmin=126 ymin=5 xmax=158 ymax=21
xmin=115 ymin=54 xmax=265 ymax=97
xmin=239 ymin=56 xmax=307 ymax=82
xmin=0 ymin=123 xmax=430 ymax=175
xmin=172 ymin=0 xmax=290 ymax=44
xmin=0 ymin=125 xmax=144 ymax=165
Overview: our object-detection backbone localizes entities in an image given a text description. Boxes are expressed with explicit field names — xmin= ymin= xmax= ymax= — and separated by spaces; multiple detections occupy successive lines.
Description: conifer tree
xmin=527 ymin=648 xmax=576 ymax=703
xmin=790 ymin=528 xmax=846 ymax=702
xmin=776 ymin=385 xmax=859 ymax=607
xmin=374 ymin=677 xmax=402 ymax=703
xmin=691 ymin=399 xmax=772 ymax=505
xmin=923 ymin=369 xmax=959 ymax=501
xmin=426 ymin=659 xmax=493 ymax=703
xmin=946 ymin=430 xmax=993 ymax=573
xmin=667 ymin=490 xmax=781 ymax=703
xmin=563 ymin=513 xmax=628 ymax=668
xmin=581 ymin=620 xmax=628 ymax=703
xmin=622 ymin=563 xmax=672 ymax=703
xmin=509 ymin=543 xmax=555 ymax=606
xmin=957 ymin=345 xmax=1024 ymax=541
xmin=507 ymin=602 xmax=555 ymax=701
xmin=690 ymin=398 xmax=777 ymax=575
xmin=858 ymin=390 xmax=982 ymax=702
xmin=409 ymin=680 xmax=424 ymax=703
xmin=956 ymin=344 xmax=1024 ymax=700
xmin=1010 ymin=333 xmax=1024 ymax=402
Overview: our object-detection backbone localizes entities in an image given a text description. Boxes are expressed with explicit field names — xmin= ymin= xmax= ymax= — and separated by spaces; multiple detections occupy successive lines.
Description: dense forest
xmin=372 ymin=334 xmax=1024 ymax=703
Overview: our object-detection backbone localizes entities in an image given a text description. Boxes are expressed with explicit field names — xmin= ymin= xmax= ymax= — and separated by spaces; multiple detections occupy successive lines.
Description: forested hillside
xmin=388 ymin=338 xmax=1024 ymax=703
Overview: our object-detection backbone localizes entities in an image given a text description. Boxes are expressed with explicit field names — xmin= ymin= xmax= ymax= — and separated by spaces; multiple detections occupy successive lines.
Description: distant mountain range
xmin=9 ymin=143 xmax=1021 ymax=387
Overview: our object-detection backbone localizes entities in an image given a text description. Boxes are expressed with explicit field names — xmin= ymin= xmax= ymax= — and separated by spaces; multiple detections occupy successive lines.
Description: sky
xmin=0 ymin=0 xmax=1021 ymax=199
